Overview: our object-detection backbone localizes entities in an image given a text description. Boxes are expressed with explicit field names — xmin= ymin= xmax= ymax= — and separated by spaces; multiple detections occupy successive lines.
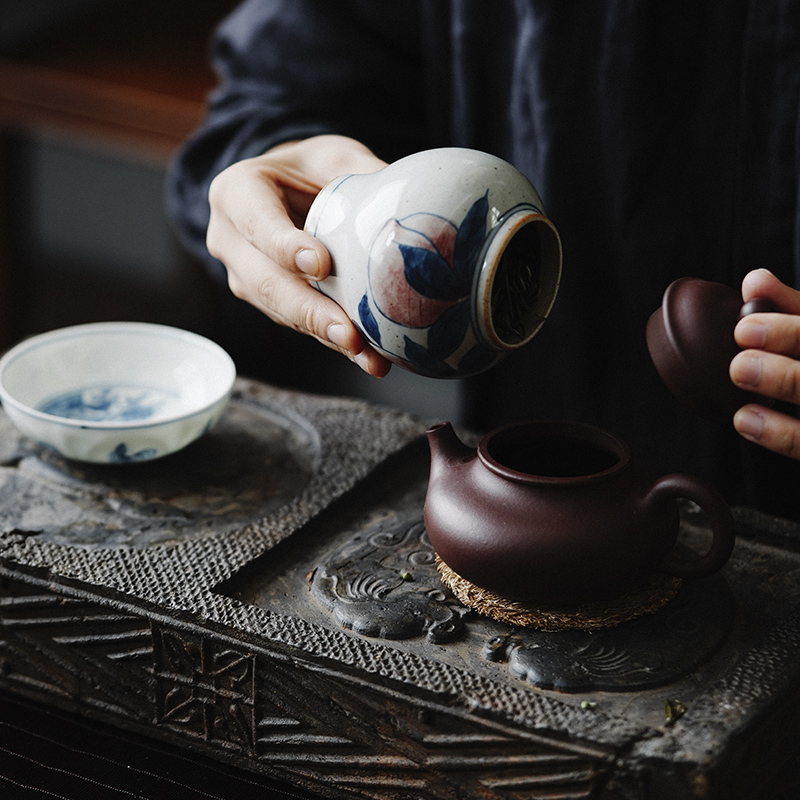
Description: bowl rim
xmin=0 ymin=321 xmax=237 ymax=431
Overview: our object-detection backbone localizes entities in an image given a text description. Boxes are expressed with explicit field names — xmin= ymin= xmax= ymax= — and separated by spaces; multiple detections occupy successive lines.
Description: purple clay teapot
xmin=647 ymin=277 xmax=776 ymax=417
xmin=424 ymin=420 xmax=736 ymax=606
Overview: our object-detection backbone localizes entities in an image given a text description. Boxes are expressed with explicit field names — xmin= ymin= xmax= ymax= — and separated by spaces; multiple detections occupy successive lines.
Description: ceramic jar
xmin=304 ymin=148 xmax=562 ymax=378
xmin=424 ymin=421 xmax=736 ymax=606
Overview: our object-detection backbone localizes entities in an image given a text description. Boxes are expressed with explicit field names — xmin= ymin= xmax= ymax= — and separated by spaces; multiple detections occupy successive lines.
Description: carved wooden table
xmin=1 ymin=378 xmax=800 ymax=799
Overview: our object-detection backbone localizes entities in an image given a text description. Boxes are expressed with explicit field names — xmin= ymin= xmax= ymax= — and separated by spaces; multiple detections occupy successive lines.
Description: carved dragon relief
xmin=310 ymin=513 xmax=736 ymax=692
xmin=310 ymin=517 xmax=468 ymax=644
xmin=481 ymin=584 xmax=734 ymax=692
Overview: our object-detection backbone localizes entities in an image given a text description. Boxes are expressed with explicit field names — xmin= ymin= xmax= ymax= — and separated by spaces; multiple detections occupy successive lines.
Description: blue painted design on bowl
xmin=39 ymin=385 xmax=172 ymax=423
xmin=109 ymin=442 xmax=160 ymax=463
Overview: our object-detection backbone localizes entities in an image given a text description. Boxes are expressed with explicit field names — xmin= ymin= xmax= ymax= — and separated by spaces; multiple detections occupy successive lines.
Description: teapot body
xmin=305 ymin=148 xmax=562 ymax=378
xmin=424 ymin=421 xmax=735 ymax=606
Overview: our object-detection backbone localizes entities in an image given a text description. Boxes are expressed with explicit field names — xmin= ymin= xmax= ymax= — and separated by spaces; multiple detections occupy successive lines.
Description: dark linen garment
xmin=166 ymin=0 xmax=800 ymax=517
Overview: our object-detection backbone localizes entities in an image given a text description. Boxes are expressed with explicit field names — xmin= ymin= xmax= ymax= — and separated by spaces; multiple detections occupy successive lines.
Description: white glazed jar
xmin=305 ymin=147 xmax=562 ymax=378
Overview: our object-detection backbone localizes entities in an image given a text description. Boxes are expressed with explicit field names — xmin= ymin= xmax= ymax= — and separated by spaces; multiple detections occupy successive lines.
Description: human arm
xmin=165 ymin=0 xmax=424 ymax=374
xmin=729 ymin=269 xmax=800 ymax=458
xmin=165 ymin=0 xmax=423 ymax=271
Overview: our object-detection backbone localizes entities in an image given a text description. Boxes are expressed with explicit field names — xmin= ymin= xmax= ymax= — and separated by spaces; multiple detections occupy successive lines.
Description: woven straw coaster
xmin=436 ymin=556 xmax=682 ymax=631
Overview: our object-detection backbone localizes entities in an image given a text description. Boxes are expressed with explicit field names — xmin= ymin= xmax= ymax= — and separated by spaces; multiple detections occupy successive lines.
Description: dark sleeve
xmin=165 ymin=0 xmax=425 ymax=271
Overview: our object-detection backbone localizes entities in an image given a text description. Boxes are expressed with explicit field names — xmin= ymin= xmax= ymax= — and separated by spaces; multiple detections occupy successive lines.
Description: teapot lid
xmin=646 ymin=278 xmax=769 ymax=417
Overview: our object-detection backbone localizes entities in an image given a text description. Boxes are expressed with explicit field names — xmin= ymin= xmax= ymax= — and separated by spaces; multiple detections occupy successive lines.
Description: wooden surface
xmin=2 ymin=382 xmax=800 ymax=799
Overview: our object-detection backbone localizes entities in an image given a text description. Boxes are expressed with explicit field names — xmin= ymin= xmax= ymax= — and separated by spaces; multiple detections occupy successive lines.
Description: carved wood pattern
xmin=0 ymin=575 xmax=154 ymax=722
xmin=153 ymin=625 xmax=257 ymax=753
xmin=0 ymin=572 xmax=615 ymax=799
xmin=308 ymin=509 xmax=735 ymax=692
xmin=3 ymin=384 xmax=800 ymax=798
xmin=311 ymin=519 xmax=468 ymax=644
xmin=265 ymin=661 xmax=612 ymax=799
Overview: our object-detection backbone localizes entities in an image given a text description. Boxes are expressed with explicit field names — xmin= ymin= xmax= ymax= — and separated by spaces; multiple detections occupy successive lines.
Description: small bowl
xmin=0 ymin=322 xmax=236 ymax=463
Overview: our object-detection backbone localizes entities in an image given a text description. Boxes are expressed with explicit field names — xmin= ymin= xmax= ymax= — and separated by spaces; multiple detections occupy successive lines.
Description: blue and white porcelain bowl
xmin=0 ymin=322 xmax=236 ymax=463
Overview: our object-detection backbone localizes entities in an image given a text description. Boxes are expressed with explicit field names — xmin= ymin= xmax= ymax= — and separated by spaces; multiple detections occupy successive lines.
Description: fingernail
xmin=354 ymin=350 xmax=374 ymax=373
xmin=732 ymin=352 xmax=762 ymax=388
xmin=736 ymin=319 xmax=767 ymax=348
xmin=327 ymin=323 xmax=349 ymax=350
xmin=296 ymin=249 xmax=320 ymax=278
xmin=734 ymin=407 xmax=764 ymax=441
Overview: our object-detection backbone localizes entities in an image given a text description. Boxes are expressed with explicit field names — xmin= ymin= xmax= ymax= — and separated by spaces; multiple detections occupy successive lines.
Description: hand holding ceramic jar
xmin=206 ymin=135 xmax=392 ymax=378
xmin=209 ymin=137 xmax=562 ymax=381
xmin=206 ymin=132 xmax=800 ymax=462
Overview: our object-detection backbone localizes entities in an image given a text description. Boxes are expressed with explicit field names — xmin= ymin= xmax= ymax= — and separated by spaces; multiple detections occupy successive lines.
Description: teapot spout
xmin=426 ymin=422 xmax=473 ymax=477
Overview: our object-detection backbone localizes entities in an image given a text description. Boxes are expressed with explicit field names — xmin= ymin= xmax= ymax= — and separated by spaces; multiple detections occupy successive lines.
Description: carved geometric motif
xmin=252 ymin=657 xmax=614 ymax=800
xmin=0 ymin=574 xmax=153 ymax=721
xmin=152 ymin=625 xmax=256 ymax=754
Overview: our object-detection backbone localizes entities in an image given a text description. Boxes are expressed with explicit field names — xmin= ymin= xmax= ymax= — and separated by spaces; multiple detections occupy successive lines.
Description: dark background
xmin=0 ymin=0 xmax=464 ymax=424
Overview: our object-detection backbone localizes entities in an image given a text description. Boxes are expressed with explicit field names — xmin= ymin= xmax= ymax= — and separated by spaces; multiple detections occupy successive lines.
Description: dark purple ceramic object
xmin=424 ymin=420 xmax=735 ymax=606
xmin=646 ymin=277 xmax=775 ymax=417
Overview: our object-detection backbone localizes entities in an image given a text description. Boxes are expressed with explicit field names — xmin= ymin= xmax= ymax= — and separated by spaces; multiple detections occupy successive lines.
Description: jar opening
xmin=483 ymin=215 xmax=561 ymax=349
xmin=491 ymin=223 xmax=543 ymax=345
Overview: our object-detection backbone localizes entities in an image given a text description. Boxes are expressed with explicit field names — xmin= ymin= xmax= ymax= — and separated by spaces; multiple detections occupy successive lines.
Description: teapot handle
xmin=645 ymin=474 xmax=736 ymax=579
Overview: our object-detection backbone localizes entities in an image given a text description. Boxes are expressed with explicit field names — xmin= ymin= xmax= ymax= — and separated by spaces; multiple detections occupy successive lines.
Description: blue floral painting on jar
xmin=360 ymin=192 xmax=500 ymax=377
